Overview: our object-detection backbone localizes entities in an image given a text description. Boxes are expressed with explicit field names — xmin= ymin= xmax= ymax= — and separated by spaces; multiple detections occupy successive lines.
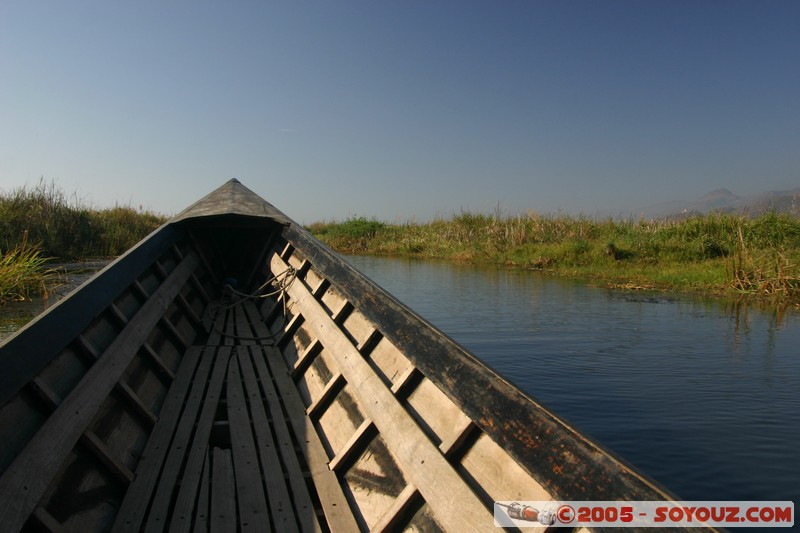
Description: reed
xmin=0 ymin=179 xmax=166 ymax=259
xmin=0 ymin=234 xmax=60 ymax=303
xmin=309 ymin=211 xmax=800 ymax=302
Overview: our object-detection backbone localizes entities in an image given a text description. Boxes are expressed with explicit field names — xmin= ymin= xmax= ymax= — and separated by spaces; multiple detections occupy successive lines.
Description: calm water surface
xmin=346 ymin=255 xmax=800 ymax=505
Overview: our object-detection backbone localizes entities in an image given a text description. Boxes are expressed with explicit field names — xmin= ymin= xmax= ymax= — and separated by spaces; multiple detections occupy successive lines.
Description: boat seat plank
xmin=166 ymin=347 xmax=232 ymax=533
xmin=241 ymin=301 xmax=358 ymax=533
xmin=237 ymin=349 xmax=304 ymax=533
xmin=226 ymin=351 xmax=272 ymax=533
xmin=142 ymin=347 xmax=223 ymax=532
xmin=270 ymin=253 xmax=495 ymax=532
xmin=234 ymin=303 xmax=321 ymax=532
xmin=192 ymin=451 xmax=211 ymax=533
xmin=111 ymin=346 xmax=207 ymax=532
xmin=245 ymin=347 xmax=327 ymax=533
xmin=210 ymin=447 xmax=236 ymax=533
xmin=0 ymin=253 xmax=199 ymax=533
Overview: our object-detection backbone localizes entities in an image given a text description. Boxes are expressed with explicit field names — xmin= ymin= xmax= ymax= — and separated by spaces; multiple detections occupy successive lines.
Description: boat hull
xmin=0 ymin=180 xmax=716 ymax=532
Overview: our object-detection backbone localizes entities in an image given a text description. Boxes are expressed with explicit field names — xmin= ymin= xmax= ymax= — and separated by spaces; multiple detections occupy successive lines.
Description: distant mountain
xmin=643 ymin=187 xmax=800 ymax=219
xmin=696 ymin=188 xmax=741 ymax=210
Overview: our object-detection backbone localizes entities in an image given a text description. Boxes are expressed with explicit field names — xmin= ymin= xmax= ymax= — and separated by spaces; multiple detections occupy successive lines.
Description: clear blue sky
xmin=1 ymin=1 xmax=798 ymax=222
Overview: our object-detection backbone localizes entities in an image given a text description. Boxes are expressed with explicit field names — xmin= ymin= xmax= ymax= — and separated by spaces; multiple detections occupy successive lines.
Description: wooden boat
xmin=0 ymin=179 xmax=712 ymax=532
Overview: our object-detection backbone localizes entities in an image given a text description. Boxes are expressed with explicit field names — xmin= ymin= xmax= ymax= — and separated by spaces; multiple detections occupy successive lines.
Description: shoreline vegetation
xmin=0 ymin=181 xmax=167 ymax=303
xmin=2 ymin=180 xmax=799 ymax=307
xmin=308 ymin=211 xmax=800 ymax=306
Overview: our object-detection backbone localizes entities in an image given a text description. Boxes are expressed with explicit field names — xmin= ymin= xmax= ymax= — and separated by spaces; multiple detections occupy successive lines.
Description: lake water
xmin=345 ymin=255 xmax=800 ymax=506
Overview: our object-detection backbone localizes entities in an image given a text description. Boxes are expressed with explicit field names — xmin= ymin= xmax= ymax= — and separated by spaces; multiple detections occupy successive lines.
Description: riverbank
xmin=308 ymin=211 xmax=800 ymax=304
xmin=0 ymin=180 xmax=166 ymax=303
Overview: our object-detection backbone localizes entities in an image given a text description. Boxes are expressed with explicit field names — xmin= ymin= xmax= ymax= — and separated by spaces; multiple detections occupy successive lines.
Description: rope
xmin=205 ymin=266 xmax=297 ymax=344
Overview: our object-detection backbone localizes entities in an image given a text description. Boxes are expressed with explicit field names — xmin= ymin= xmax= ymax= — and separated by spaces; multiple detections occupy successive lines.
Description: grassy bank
xmin=0 ymin=181 xmax=167 ymax=302
xmin=309 ymin=211 xmax=800 ymax=303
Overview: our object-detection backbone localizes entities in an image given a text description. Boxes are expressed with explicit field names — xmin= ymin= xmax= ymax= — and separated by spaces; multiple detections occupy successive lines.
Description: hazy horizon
xmin=2 ymin=2 xmax=798 ymax=223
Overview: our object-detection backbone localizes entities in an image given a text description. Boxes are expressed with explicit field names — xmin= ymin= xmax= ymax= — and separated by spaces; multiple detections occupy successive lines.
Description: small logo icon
xmin=496 ymin=502 xmax=557 ymax=525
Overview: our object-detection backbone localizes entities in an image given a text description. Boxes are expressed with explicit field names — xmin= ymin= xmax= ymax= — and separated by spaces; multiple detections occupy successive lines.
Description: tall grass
xmin=0 ymin=180 xmax=167 ymax=302
xmin=0 ymin=179 xmax=166 ymax=259
xmin=309 ymin=211 xmax=800 ymax=302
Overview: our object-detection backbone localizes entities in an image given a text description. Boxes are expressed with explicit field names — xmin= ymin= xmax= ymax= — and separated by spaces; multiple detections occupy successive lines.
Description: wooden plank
xmin=111 ymin=346 xmax=207 ymax=532
xmin=168 ymin=347 xmax=232 ymax=533
xmin=242 ymin=303 xmax=359 ymax=533
xmin=242 ymin=301 xmax=322 ymax=532
xmin=0 ymin=252 xmax=198 ymax=532
xmin=369 ymin=483 xmax=419 ymax=533
xmin=205 ymin=304 xmax=227 ymax=346
xmin=291 ymin=339 xmax=322 ymax=379
xmin=192 ymin=451 xmax=211 ymax=533
xmin=439 ymin=418 xmax=477 ymax=457
xmin=30 ymin=376 xmax=136 ymax=486
xmin=389 ymin=365 xmax=418 ymax=395
xmin=270 ymin=253 xmax=494 ymax=532
xmin=81 ymin=431 xmax=136 ymax=485
xmin=115 ymin=381 xmax=159 ymax=427
xmin=142 ymin=342 xmax=177 ymax=381
xmin=210 ymin=448 xmax=237 ymax=533
xmin=227 ymin=350 xmax=271 ymax=533
xmin=327 ymin=419 xmax=375 ymax=473
xmin=238 ymin=349 xmax=305 ymax=533
xmin=160 ymin=315 xmax=190 ymax=350
xmin=223 ymin=305 xmax=236 ymax=346
xmin=142 ymin=347 xmax=220 ymax=532
xmin=304 ymin=372 xmax=344 ymax=419
xmin=30 ymin=507 xmax=63 ymax=533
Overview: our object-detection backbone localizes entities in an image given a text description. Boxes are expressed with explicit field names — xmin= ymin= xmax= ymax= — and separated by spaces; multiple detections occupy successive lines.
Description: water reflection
xmin=346 ymin=255 xmax=800 ymax=505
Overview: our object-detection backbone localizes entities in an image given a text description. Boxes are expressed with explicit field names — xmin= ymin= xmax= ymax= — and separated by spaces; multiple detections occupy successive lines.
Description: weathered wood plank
xmin=253 ymin=346 xmax=360 ymax=532
xmin=115 ymin=381 xmax=159 ymax=427
xmin=242 ymin=301 xmax=355 ymax=533
xmin=160 ymin=315 xmax=190 ymax=350
xmin=30 ymin=506 xmax=63 ymax=533
xmin=111 ymin=346 xmax=206 ymax=532
xmin=81 ymin=430 xmax=136 ymax=485
xmin=369 ymin=483 xmax=419 ymax=533
xmin=290 ymin=338 xmax=322 ymax=379
xmin=141 ymin=342 xmax=177 ymax=381
xmin=304 ymin=372 xmax=344 ymax=418
xmin=238 ymin=349 xmax=304 ymax=533
xmin=271 ymin=253 xmax=494 ymax=532
xmin=30 ymin=376 xmax=137 ymax=486
xmin=205 ymin=304 xmax=227 ymax=346
xmin=168 ymin=347 xmax=232 ymax=533
xmin=0 ymin=253 xmax=198 ymax=532
xmin=142 ymin=347 xmax=219 ymax=532
xmin=193 ymin=451 xmax=211 ymax=533
xmin=328 ymin=419 xmax=375 ymax=473
xmin=210 ymin=447 xmax=237 ymax=533
xmin=227 ymin=350 xmax=271 ymax=533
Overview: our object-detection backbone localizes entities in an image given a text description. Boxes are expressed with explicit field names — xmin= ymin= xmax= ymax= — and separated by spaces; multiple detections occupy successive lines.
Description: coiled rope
xmin=206 ymin=266 xmax=297 ymax=344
